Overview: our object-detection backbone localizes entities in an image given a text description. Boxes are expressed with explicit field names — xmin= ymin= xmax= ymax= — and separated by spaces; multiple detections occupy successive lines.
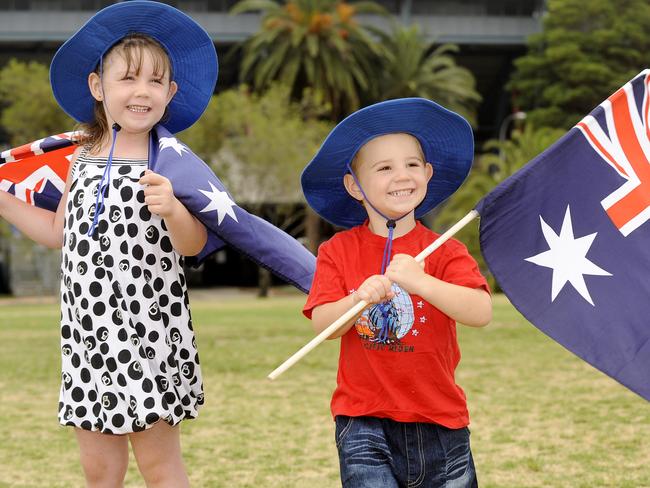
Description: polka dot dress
xmin=58 ymin=151 xmax=204 ymax=434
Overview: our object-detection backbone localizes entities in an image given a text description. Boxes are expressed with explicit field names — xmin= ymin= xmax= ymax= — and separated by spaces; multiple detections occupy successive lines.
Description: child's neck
xmin=90 ymin=129 xmax=150 ymax=159
xmin=366 ymin=212 xmax=417 ymax=238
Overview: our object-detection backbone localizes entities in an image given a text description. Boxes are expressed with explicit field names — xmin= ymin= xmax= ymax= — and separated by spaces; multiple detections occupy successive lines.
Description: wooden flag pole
xmin=267 ymin=210 xmax=480 ymax=380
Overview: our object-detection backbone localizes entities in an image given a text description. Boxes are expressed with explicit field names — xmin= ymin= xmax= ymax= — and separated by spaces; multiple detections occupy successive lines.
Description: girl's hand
xmin=139 ymin=169 xmax=179 ymax=218
xmin=355 ymin=274 xmax=394 ymax=304
xmin=385 ymin=254 xmax=425 ymax=294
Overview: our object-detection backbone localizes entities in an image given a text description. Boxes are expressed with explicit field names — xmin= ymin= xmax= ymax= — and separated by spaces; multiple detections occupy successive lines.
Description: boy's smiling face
xmin=344 ymin=133 xmax=433 ymax=226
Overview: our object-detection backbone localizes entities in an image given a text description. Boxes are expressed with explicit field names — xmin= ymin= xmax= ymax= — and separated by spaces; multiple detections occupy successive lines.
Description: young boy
xmin=301 ymin=98 xmax=492 ymax=487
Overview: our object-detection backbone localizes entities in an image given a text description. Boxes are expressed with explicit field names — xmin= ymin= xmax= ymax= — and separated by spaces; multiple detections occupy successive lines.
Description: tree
xmin=184 ymin=83 xmax=331 ymax=204
xmin=0 ymin=59 xmax=71 ymax=146
xmin=376 ymin=24 xmax=482 ymax=126
xmin=508 ymin=0 xmax=650 ymax=130
xmin=182 ymin=84 xmax=333 ymax=295
xmin=435 ymin=125 xmax=565 ymax=285
xmin=230 ymin=0 xmax=387 ymax=119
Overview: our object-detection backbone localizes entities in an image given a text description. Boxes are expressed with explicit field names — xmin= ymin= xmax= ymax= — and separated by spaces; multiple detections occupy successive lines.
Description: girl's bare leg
xmin=75 ymin=428 xmax=129 ymax=488
xmin=130 ymin=421 xmax=190 ymax=488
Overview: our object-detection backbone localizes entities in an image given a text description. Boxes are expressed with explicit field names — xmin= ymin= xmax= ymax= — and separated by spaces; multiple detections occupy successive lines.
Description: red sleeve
xmin=434 ymin=240 xmax=490 ymax=294
xmin=303 ymin=240 xmax=348 ymax=319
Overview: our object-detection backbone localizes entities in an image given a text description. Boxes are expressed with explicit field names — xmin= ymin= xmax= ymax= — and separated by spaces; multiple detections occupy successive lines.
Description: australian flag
xmin=0 ymin=132 xmax=76 ymax=211
xmin=0 ymin=125 xmax=315 ymax=293
xmin=476 ymin=69 xmax=650 ymax=401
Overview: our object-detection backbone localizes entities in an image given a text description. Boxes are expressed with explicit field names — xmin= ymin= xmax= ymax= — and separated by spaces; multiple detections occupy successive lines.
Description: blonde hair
xmin=77 ymin=33 xmax=173 ymax=151
xmin=349 ymin=132 xmax=426 ymax=174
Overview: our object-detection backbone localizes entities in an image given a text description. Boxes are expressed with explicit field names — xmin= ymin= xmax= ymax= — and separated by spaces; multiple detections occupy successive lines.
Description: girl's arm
xmin=139 ymin=170 xmax=207 ymax=256
xmin=0 ymin=148 xmax=77 ymax=249
xmin=311 ymin=274 xmax=393 ymax=339
xmin=386 ymin=254 xmax=492 ymax=327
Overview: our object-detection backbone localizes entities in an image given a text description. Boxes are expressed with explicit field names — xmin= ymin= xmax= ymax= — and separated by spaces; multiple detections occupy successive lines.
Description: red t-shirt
xmin=304 ymin=222 xmax=489 ymax=428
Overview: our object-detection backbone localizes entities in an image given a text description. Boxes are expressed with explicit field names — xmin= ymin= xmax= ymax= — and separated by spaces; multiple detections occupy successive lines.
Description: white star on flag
xmin=417 ymin=301 xmax=424 ymax=309
xmin=412 ymin=329 xmax=419 ymax=336
xmin=198 ymin=182 xmax=238 ymax=225
xmin=159 ymin=136 xmax=187 ymax=156
xmin=525 ymin=205 xmax=611 ymax=306
xmin=419 ymin=316 xmax=426 ymax=323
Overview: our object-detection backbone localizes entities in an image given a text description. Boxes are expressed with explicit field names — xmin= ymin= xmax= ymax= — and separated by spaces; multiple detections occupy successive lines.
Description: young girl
xmin=0 ymin=2 xmax=217 ymax=486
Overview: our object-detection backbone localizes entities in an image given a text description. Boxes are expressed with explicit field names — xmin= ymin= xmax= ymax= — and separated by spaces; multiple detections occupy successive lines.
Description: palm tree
xmin=376 ymin=24 xmax=482 ymax=126
xmin=230 ymin=0 xmax=387 ymax=119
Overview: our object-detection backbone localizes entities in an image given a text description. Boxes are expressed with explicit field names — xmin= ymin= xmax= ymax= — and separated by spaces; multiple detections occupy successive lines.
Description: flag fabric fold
xmin=0 ymin=125 xmax=315 ymax=293
xmin=476 ymin=69 xmax=650 ymax=401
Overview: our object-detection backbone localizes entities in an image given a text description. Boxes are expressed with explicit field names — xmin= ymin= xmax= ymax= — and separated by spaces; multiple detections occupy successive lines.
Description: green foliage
xmin=375 ymin=24 xmax=482 ymax=126
xmin=436 ymin=125 xmax=565 ymax=284
xmin=0 ymin=59 xmax=72 ymax=145
xmin=230 ymin=0 xmax=387 ymax=119
xmin=182 ymin=83 xmax=332 ymax=205
xmin=508 ymin=0 xmax=650 ymax=129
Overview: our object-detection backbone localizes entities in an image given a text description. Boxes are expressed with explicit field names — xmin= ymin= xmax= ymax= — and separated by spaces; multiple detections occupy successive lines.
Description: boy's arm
xmin=139 ymin=169 xmax=207 ymax=256
xmin=417 ymin=278 xmax=491 ymax=327
xmin=312 ymin=274 xmax=394 ymax=339
xmin=386 ymin=254 xmax=492 ymax=327
xmin=0 ymin=148 xmax=76 ymax=249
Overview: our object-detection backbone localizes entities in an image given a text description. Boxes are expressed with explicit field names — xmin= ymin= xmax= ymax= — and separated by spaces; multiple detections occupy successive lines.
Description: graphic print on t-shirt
xmin=354 ymin=283 xmax=414 ymax=344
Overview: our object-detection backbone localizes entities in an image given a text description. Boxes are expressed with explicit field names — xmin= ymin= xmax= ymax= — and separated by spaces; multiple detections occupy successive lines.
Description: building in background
xmin=0 ymin=0 xmax=544 ymax=140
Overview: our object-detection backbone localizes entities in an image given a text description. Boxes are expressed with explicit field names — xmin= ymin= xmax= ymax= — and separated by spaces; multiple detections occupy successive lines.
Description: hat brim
xmin=50 ymin=0 xmax=218 ymax=134
xmin=301 ymin=98 xmax=474 ymax=228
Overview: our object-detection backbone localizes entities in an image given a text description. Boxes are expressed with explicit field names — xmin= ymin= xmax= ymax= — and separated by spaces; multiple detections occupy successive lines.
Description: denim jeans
xmin=335 ymin=415 xmax=478 ymax=488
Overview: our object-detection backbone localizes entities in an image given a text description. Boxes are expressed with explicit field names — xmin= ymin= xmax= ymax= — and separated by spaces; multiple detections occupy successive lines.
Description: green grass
xmin=1 ymin=293 xmax=649 ymax=487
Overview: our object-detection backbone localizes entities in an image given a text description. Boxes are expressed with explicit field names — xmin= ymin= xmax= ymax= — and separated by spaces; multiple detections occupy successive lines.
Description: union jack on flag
xmin=0 ymin=132 xmax=78 ymax=210
xmin=576 ymin=69 xmax=650 ymax=236
xmin=0 ymin=125 xmax=315 ymax=293
xmin=476 ymin=69 xmax=650 ymax=402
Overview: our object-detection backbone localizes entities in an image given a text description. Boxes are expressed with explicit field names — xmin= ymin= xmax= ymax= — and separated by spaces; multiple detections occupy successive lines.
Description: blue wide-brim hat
xmin=50 ymin=0 xmax=218 ymax=134
xmin=301 ymin=98 xmax=474 ymax=228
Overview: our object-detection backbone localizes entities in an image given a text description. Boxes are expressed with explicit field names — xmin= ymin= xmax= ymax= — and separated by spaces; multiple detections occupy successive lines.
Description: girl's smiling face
xmin=344 ymin=133 xmax=433 ymax=227
xmin=88 ymin=45 xmax=177 ymax=137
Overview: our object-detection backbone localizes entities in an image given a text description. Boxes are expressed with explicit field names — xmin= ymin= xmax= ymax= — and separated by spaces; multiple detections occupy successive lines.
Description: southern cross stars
xmin=157 ymin=136 xmax=238 ymax=226
xmin=159 ymin=136 xmax=187 ymax=156
xmin=198 ymin=181 xmax=238 ymax=225
xmin=525 ymin=205 xmax=611 ymax=306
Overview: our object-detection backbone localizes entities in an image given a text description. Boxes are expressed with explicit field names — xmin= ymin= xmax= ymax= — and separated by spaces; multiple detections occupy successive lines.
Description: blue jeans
xmin=335 ymin=415 xmax=478 ymax=488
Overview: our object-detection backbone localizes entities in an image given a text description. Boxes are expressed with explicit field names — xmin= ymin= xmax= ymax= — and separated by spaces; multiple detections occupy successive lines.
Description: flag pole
xmin=267 ymin=210 xmax=480 ymax=380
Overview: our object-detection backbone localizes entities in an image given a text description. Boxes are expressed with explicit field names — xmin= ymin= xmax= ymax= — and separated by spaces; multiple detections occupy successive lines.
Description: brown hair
xmin=77 ymin=33 xmax=173 ymax=151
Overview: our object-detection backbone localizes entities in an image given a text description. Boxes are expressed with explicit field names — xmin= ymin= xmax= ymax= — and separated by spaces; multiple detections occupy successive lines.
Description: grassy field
xmin=1 ymin=291 xmax=649 ymax=487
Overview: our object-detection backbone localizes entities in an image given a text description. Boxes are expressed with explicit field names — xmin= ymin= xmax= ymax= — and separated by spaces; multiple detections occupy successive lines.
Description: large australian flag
xmin=0 ymin=125 xmax=315 ymax=293
xmin=477 ymin=69 xmax=650 ymax=401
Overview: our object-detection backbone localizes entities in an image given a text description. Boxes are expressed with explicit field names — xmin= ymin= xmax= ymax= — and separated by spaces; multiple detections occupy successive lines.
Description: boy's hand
xmin=139 ymin=169 xmax=179 ymax=218
xmin=355 ymin=275 xmax=394 ymax=304
xmin=385 ymin=254 xmax=425 ymax=294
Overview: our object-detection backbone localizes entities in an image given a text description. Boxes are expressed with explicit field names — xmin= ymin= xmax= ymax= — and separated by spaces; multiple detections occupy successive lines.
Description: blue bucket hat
xmin=50 ymin=0 xmax=218 ymax=134
xmin=301 ymin=98 xmax=474 ymax=228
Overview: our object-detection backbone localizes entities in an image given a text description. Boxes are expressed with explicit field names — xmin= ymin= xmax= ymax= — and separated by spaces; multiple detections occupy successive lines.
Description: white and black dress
xmin=58 ymin=150 xmax=204 ymax=434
